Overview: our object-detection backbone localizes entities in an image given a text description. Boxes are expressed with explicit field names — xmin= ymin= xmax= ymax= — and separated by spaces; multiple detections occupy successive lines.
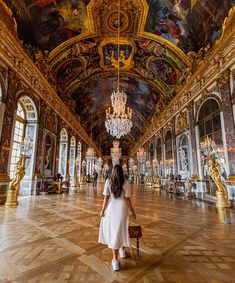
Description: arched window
xmin=149 ymin=143 xmax=154 ymax=160
xmin=76 ymin=141 xmax=82 ymax=178
xmin=198 ymin=99 xmax=222 ymax=145
xmin=165 ymin=131 xmax=173 ymax=160
xmin=58 ymin=128 xmax=68 ymax=179
xmin=156 ymin=138 xmax=162 ymax=175
xmin=198 ymin=98 xmax=225 ymax=183
xmin=69 ymin=136 xmax=76 ymax=184
xmin=156 ymin=138 xmax=162 ymax=163
xmin=165 ymin=131 xmax=173 ymax=176
xmin=9 ymin=103 xmax=26 ymax=179
xmin=9 ymin=96 xmax=38 ymax=190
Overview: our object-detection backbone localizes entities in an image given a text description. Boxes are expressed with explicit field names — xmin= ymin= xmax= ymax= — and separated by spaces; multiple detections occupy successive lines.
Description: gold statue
xmin=208 ymin=157 xmax=230 ymax=208
xmin=145 ymin=175 xmax=152 ymax=188
xmin=74 ymin=172 xmax=80 ymax=188
xmin=5 ymin=155 xmax=27 ymax=207
xmin=153 ymin=174 xmax=161 ymax=191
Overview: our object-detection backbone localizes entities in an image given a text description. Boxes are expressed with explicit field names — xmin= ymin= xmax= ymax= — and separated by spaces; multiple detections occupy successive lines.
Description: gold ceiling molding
xmin=0 ymin=16 xmax=101 ymax=156
xmin=215 ymin=6 xmax=235 ymax=46
xmin=130 ymin=20 xmax=235 ymax=156
xmin=49 ymin=0 xmax=189 ymax=78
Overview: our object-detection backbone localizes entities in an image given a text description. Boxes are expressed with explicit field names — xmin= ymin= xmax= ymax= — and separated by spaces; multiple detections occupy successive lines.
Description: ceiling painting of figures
xmin=71 ymin=76 xmax=160 ymax=123
xmin=56 ymin=59 xmax=84 ymax=90
xmin=22 ymin=0 xmax=89 ymax=51
xmin=6 ymin=0 xmax=235 ymax=155
xmin=145 ymin=0 xmax=235 ymax=53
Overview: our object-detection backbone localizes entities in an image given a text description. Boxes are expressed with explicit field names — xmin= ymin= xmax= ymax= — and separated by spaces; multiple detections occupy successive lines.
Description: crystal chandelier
xmin=111 ymin=140 xmax=121 ymax=165
xmin=86 ymin=147 xmax=95 ymax=161
xmin=105 ymin=0 xmax=132 ymax=139
xmin=111 ymin=141 xmax=121 ymax=159
xmin=137 ymin=147 xmax=147 ymax=163
xmin=200 ymin=136 xmax=216 ymax=156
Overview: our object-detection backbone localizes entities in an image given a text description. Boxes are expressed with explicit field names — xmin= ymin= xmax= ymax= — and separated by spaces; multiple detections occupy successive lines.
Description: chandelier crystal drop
xmin=105 ymin=0 xmax=133 ymax=139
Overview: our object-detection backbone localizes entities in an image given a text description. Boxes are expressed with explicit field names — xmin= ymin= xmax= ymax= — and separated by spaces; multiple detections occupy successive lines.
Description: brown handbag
xmin=128 ymin=225 xmax=142 ymax=238
xmin=128 ymin=225 xmax=142 ymax=257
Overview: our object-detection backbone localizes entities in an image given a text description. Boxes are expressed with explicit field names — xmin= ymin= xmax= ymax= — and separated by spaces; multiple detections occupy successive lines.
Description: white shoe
xmin=119 ymin=248 xmax=126 ymax=259
xmin=112 ymin=259 xmax=119 ymax=271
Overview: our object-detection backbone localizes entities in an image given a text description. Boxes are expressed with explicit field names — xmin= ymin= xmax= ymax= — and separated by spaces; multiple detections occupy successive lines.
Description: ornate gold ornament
xmin=208 ymin=157 xmax=230 ymax=208
xmin=99 ymin=38 xmax=135 ymax=70
xmin=153 ymin=174 xmax=161 ymax=191
xmin=0 ymin=15 xmax=101 ymax=156
xmin=73 ymin=172 xmax=80 ymax=188
xmin=129 ymin=8 xmax=235 ymax=157
xmin=5 ymin=155 xmax=27 ymax=207
xmin=176 ymin=112 xmax=188 ymax=134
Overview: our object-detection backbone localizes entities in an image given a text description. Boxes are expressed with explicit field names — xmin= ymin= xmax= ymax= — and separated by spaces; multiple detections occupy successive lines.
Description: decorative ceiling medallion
xmin=106 ymin=10 xmax=129 ymax=33
xmin=99 ymin=38 xmax=135 ymax=70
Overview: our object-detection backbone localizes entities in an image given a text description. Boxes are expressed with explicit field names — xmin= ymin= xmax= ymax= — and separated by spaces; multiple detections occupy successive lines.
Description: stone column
xmin=187 ymin=103 xmax=198 ymax=175
xmin=172 ymin=120 xmax=178 ymax=176
xmin=218 ymin=71 xmax=235 ymax=175
xmin=218 ymin=71 xmax=235 ymax=205
xmin=0 ymin=81 xmax=17 ymax=204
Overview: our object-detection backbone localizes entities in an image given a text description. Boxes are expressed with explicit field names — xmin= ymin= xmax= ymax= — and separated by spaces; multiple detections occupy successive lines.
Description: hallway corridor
xmin=0 ymin=184 xmax=235 ymax=283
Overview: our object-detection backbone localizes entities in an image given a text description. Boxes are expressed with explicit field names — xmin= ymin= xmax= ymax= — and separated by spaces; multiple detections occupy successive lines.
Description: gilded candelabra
xmin=153 ymin=159 xmax=161 ymax=191
xmin=145 ymin=160 xmax=152 ymax=188
xmin=5 ymin=138 xmax=32 ymax=207
xmin=200 ymin=136 xmax=230 ymax=208
xmin=73 ymin=172 xmax=80 ymax=188
xmin=5 ymin=155 xmax=28 ymax=207
xmin=208 ymin=156 xmax=230 ymax=208
xmin=80 ymin=159 xmax=87 ymax=185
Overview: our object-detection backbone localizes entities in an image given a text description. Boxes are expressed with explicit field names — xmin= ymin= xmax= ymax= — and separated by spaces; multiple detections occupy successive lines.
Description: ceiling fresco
xmin=6 ymin=0 xmax=235 ymax=155
xmin=21 ymin=0 xmax=90 ymax=51
xmin=70 ymin=75 xmax=159 ymax=154
xmin=145 ymin=0 xmax=235 ymax=53
xmin=71 ymin=76 xmax=160 ymax=122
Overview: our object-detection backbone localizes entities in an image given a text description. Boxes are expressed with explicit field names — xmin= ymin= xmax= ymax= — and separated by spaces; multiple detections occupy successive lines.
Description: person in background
xmin=93 ymin=169 xmax=98 ymax=187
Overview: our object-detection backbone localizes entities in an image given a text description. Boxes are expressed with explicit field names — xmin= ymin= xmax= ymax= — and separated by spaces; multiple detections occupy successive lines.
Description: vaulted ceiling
xmin=6 ymin=0 xmax=235 ymax=155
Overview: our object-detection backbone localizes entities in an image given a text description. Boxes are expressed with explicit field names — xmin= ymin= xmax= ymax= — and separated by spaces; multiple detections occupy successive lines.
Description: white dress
xmin=98 ymin=179 xmax=131 ymax=249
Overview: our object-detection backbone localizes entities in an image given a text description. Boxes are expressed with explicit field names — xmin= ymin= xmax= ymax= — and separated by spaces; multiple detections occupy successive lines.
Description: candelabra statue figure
xmin=145 ymin=161 xmax=152 ymax=188
xmin=80 ymin=159 xmax=87 ymax=185
xmin=208 ymin=157 xmax=230 ymax=208
xmin=73 ymin=171 xmax=80 ymax=189
xmin=153 ymin=171 xmax=161 ymax=191
xmin=5 ymin=155 xmax=28 ymax=207
xmin=152 ymin=159 xmax=161 ymax=191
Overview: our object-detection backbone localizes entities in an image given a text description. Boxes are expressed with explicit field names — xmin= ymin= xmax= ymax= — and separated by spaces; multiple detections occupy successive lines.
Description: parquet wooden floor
xmin=0 ymin=184 xmax=235 ymax=283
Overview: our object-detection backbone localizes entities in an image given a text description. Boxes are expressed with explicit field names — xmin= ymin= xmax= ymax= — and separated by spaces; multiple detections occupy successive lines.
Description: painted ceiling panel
xmin=23 ymin=0 xmax=90 ymax=51
xmin=145 ymin=0 xmax=235 ymax=53
xmin=6 ymin=0 xmax=235 ymax=156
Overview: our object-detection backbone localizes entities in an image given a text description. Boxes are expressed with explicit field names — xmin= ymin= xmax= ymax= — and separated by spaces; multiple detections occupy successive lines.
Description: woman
xmin=98 ymin=164 xmax=136 ymax=271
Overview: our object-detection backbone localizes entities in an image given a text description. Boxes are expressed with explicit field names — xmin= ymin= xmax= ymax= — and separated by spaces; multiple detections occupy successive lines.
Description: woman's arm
xmin=100 ymin=195 xmax=110 ymax=217
xmin=124 ymin=197 xmax=136 ymax=219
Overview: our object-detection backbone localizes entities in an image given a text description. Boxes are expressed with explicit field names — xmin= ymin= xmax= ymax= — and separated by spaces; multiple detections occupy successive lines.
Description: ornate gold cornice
xmin=130 ymin=13 xmax=235 ymax=156
xmin=0 ymin=17 xmax=101 ymax=156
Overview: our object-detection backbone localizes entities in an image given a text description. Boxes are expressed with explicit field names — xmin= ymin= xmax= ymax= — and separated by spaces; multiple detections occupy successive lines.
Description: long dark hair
xmin=110 ymin=164 xmax=124 ymax=198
